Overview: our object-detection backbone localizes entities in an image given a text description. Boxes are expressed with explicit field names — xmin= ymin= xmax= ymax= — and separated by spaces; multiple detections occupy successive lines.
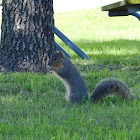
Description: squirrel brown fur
xmin=48 ymin=51 xmax=134 ymax=104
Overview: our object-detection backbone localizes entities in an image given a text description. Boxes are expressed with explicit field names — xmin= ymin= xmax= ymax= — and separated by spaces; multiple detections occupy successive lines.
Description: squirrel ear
xmin=59 ymin=51 xmax=65 ymax=58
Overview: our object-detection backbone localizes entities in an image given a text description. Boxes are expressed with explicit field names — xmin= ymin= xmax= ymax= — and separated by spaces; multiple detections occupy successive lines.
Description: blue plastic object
xmin=55 ymin=27 xmax=89 ymax=59
xmin=129 ymin=12 xmax=140 ymax=21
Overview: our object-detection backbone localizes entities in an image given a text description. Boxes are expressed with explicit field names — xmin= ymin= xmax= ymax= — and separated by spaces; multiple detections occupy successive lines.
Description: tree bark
xmin=0 ymin=0 xmax=55 ymax=73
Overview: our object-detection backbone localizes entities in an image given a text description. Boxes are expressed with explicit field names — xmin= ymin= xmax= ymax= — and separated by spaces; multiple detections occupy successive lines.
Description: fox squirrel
xmin=48 ymin=51 xmax=134 ymax=104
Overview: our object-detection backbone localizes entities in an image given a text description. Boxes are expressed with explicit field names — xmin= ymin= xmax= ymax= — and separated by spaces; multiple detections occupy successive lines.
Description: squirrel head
xmin=48 ymin=51 xmax=65 ymax=72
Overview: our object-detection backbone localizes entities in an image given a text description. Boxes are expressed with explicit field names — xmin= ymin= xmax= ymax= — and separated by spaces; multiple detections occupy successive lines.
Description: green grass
xmin=0 ymin=8 xmax=140 ymax=139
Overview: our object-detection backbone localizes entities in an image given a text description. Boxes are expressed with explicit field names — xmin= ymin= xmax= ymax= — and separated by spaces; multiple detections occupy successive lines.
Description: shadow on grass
xmin=57 ymin=39 xmax=140 ymax=70
xmin=57 ymin=39 xmax=139 ymax=56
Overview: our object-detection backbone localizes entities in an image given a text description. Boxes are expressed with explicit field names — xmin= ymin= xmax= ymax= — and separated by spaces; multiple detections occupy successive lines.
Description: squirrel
xmin=48 ymin=51 xmax=134 ymax=104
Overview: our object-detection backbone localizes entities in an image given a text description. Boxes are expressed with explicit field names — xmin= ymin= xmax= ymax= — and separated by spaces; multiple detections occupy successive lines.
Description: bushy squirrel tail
xmin=90 ymin=79 xmax=134 ymax=102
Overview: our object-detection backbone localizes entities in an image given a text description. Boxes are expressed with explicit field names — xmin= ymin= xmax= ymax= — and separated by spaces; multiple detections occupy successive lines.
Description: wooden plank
xmin=101 ymin=0 xmax=140 ymax=11
xmin=101 ymin=0 xmax=126 ymax=11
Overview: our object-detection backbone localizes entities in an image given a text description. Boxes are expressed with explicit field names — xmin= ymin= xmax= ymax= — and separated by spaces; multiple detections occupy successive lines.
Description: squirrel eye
xmin=53 ymin=56 xmax=57 ymax=61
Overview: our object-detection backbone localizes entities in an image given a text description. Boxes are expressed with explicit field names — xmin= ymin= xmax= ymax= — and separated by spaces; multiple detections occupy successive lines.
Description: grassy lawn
xmin=0 ymin=8 xmax=140 ymax=139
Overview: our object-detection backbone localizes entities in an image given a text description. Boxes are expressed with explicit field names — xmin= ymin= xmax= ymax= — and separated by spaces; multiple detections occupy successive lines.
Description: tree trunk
xmin=0 ymin=0 xmax=55 ymax=73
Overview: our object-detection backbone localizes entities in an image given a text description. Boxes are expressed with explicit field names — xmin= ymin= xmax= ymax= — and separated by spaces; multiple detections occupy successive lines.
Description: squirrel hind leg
xmin=90 ymin=79 xmax=134 ymax=103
